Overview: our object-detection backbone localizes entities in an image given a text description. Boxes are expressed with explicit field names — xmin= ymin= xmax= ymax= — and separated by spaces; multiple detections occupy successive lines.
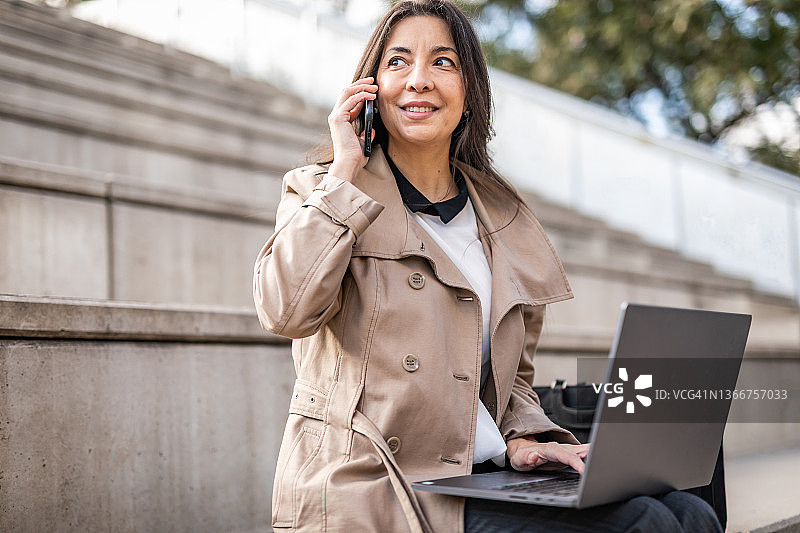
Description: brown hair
xmin=314 ymin=0 xmax=525 ymax=209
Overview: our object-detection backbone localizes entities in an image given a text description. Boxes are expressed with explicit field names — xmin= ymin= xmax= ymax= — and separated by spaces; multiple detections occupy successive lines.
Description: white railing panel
xmin=241 ymin=0 xmax=365 ymax=106
xmin=173 ymin=0 xmax=243 ymax=68
xmin=680 ymin=159 xmax=796 ymax=295
xmin=576 ymin=122 xmax=679 ymax=249
xmin=492 ymin=93 xmax=577 ymax=206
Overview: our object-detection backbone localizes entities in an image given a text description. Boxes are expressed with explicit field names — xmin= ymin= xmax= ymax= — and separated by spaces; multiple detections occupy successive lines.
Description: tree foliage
xmin=463 ymin=0 xmax=799 ymax=176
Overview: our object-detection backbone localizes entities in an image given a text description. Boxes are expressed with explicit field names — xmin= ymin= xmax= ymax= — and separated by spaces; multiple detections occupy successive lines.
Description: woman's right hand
xmin=507 ymin=436 xmax=590 ymax=474
xmin=327 ymin=76 xmax=378 ymax=182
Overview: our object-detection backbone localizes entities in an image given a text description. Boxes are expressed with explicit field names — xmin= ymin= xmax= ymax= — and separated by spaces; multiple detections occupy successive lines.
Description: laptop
xmin=412 ymin=302 xmax=752 ymax=508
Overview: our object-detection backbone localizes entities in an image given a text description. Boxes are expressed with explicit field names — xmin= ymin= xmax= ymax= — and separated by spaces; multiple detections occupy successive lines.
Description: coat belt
xmin=289 ymin=380 xmax=434 ymax=533
xmin=352 ymin=410 xmax=434 ymax=533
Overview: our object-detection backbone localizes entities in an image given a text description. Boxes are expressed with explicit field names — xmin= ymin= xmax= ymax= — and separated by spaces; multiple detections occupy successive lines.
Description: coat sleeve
xmin=253 ymin=169 xmax=384 ymax=339
xmin=499 ymin=305 xmax=580 ymax=444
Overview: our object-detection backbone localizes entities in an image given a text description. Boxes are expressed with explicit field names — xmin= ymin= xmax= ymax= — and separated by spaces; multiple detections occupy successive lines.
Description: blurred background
xmin=0 ymin=0 xmax=798 ymax=531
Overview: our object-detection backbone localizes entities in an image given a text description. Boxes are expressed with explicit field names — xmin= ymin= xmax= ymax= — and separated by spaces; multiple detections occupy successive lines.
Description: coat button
xmin=408 ymin=272 xmax=425 ymax=289
xmin=402 ymin=354 xmax=419 ymax=372
xmin=387 ymin=436 xmax=401 ymax=454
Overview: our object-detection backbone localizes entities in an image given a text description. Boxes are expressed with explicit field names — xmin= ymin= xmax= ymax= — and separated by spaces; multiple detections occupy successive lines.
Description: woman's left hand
xmin=506 ymin=436 xmax=590 ymax=474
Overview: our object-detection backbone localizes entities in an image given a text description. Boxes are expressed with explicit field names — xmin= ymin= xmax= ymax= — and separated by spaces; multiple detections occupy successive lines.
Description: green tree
xmin=464 ymin=0 xmax=800 ymax=176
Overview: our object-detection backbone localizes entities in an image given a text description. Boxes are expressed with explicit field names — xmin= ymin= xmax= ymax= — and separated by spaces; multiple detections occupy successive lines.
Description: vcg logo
xmin=592 ymin=368 xmax=653 ymax=414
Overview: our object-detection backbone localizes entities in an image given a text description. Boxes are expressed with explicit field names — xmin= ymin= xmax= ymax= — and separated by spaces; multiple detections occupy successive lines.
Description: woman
xmin=253 ymin=1 xmax=722 ymax=532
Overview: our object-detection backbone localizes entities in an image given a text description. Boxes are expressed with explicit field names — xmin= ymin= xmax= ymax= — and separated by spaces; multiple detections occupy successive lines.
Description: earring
xmin=462 ymin=109 xmax=471 ymax=119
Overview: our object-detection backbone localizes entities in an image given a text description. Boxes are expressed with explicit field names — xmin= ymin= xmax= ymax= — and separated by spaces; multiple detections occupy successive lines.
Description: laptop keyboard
xmin=496 ymin=473 xmax=581 ymax=497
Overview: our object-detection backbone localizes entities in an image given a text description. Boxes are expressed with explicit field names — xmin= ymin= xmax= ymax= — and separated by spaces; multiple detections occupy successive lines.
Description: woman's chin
xmin=389 ymin=130 xmax=452 ymax=149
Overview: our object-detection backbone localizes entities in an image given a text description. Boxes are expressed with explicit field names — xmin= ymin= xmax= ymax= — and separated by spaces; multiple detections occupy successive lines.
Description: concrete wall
xmin=0 ymin=184 xmax=109 ymax=299
xmin=2 ymin=296 xmax=797 ymax=533
xmin=0 ymin=156 xmax=276 ymax=307
xmin=0 ymin=295 xmax=292 ymax=533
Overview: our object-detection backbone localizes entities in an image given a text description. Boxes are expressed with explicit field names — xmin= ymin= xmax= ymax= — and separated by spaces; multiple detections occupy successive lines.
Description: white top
xmin=411 ymin=198 xmax=507 ymax=466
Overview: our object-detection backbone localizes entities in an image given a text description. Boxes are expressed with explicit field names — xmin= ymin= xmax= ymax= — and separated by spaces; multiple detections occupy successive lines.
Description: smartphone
xmin=363 ymin=98 xmax=374 ymax=157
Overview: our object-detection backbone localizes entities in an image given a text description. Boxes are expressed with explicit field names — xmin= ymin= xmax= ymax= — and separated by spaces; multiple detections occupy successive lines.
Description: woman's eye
xmin=435 ymin=57 xmax=456 ymax=67
xmin=388 ymin=57 xmax=407 ymax=67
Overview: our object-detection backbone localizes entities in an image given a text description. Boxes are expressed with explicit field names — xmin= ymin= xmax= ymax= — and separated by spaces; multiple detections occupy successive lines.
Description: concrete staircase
xmin=0 ymin=0 xmax=324 ymax=192
xmin=0 ymin=0 xmax=327 ymax=306
xmin=0 ymin=1 xmax=798 ymax=531
xmin=2 ymin=0 xmax=797 ymax=334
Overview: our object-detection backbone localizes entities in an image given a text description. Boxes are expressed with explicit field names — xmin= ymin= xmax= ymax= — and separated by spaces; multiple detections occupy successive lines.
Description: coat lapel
xmin=458 ymin=163 xmax=573 ymax=425
xmin=458 ymin=163 xmax=573 ymax=328
xmin=351 ymin=145 xmax=473 ymax=292
xmin=344 ymin=145 xmax=572 ymax=315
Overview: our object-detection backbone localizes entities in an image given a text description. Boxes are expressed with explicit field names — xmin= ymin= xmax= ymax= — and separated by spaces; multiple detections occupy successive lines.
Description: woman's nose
xmin=406 ymin=64 xmax=433 ymax=92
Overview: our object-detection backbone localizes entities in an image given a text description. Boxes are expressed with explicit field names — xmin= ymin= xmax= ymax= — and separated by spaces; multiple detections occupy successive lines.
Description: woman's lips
xmin=401 ymin=105 xmax=438 ymax=118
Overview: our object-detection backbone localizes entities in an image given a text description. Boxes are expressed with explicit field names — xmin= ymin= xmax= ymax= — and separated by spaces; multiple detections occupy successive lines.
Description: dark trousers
xmin=464 ymin=490 xmax=723 ymax=533
xmin=464 ymin=461 xmax=722 ymax=533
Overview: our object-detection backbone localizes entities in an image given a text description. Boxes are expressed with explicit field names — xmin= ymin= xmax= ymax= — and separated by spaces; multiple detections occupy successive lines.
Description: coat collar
xmin=351 ymin=145 xmax=473 ymax=292
xmin=349 ymin=145 xmax=572 ymax=309
xmin=457 ymin=160 xmax=573 ymax=308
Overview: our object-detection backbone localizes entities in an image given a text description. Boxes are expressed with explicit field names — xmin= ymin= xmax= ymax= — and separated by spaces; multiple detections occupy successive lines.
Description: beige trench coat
xmin=254 ymin=145 xmax=578 ymax=533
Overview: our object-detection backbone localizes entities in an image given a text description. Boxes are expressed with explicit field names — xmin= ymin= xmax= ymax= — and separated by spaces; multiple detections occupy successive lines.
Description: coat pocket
xmin=272 ymin=414 xmax=324 ymax=528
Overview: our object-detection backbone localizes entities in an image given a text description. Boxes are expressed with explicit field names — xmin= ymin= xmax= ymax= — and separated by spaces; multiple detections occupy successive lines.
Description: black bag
xmin=533 ymin=379 xmax=727 ymax=530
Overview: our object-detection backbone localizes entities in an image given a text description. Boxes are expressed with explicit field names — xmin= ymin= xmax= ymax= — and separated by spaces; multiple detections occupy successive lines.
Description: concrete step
xmin=4 ymin=154 xmax=798 ymax=322
xmin=528 ymin=193 xmax=720 ymax=277
xmin=0 ymin=0 xmax=291 ymax=96
xmin=725 ymin=447 xmax=800 ymax=532
xmin=523 ymin=193 xmax=711 ymax=272
xmin=0 ymin=46 xmax=322 ymax=145
xmin=0 ymin=111 xmax=292 ymax=195
xmin=0 ymin=155 xmax=279 ymax=306
xmin=525 ymin=193 xmax=773 ymax=297
xmin=0 ymin=30 xmax=317 ymax=128
xmin=0 ymin=0 xmax=238 ymax=81
xmin=0 ymin=73 xmax=775 ymax=299
xmin=0 ymin=293 xmax=279 ymax=342
xmin=0 ymin=38 xmax=754 ymax=299
xmin=0 ymin=5 xmax=329 ymax=188
xmin=0 ymin=88 xmax=310 ymax=189
xmin=0 ymin=294 xmax=797 ymax=532
xmin=525 ymin=194 xmax=800 ymax=307
xmin=0 ymin=154 xmax=280 ymax=222
xmin=0 ymin=294 xmax=292 ymax=533
xmin=554 ymin=233 xmax=724 ymax=282
xmin=0 ymin=3 xmax=325 ymax=126
xmin=0 ymin=64 xmax=318 ymax=177
xmin=527 ymin=193 xmax=716 ymax=273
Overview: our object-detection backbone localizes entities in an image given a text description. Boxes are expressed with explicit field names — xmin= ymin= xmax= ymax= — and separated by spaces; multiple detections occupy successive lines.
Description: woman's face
xmin=376 ymin=16 xmax=465 ymax=153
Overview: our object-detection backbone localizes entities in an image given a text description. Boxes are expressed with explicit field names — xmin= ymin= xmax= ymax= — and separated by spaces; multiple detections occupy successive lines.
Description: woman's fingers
xmin=358 ymin=126 xmax=377 ymax=143
xmin=336 ymin=91 xmax=376 ymax=122
xmin=512 ymin=441 xmax=588 ymax=474
xmin=326 ymin=77 xmax=378 ymax=182
xmin=333 ymin=79 xmax=377 ymax=110
xmin=329 ymin=77 xmax=377 ymax=126
xmin=532 ymin=443 xmax=585 ymax=474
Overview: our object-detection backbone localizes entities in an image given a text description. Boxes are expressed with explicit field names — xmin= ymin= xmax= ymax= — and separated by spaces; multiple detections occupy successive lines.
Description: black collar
xmin=385 ymin=151 xmax=468 ymax=224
